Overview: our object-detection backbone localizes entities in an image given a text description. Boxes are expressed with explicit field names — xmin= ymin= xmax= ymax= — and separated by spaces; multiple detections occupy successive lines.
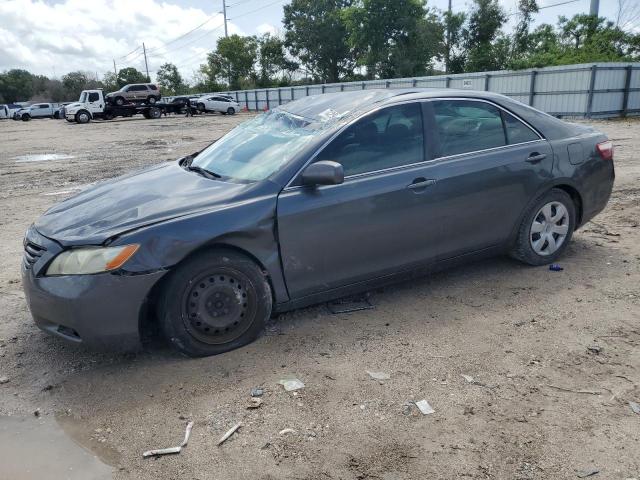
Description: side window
xmin=316 ymin=103 xmax=424 ymax=177
xmin=433 ymin=100 xmax=506 ymax=157
xmin=503 ymin=112 xmax=539 ymax=144
xmin=88 ymin=92 xmax=100 ymax=102
xmin=148 ymin=85 xmax=158 ymax=91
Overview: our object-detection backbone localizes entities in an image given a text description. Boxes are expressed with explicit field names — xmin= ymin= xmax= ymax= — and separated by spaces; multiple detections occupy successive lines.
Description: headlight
xmin=46 ymin=244 xmax=139 ymax=275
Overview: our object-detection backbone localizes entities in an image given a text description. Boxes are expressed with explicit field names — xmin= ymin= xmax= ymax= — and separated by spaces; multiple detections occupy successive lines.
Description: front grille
xmin=23 ymin=241 xmax=46 ymax=269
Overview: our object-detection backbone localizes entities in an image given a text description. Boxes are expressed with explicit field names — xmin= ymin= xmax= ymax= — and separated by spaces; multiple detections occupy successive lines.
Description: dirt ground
xmin=0 ymin=112 xmax=638 ymax=480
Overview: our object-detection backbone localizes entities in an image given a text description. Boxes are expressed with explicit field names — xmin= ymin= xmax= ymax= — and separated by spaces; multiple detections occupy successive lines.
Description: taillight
xmin=596 ymin=140 xmax=613 ymax=160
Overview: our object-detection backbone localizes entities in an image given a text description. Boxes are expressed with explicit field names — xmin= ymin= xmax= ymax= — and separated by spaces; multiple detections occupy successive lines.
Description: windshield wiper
xmin=187 ymin=164 xmax=221 ymax=179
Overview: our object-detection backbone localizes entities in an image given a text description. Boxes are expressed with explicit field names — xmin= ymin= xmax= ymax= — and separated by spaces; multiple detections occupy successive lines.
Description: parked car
xmin=160 ymin=96 xmax=198 ymax=115
xmin=22 ymin=89 xmax=614 ymax=356
xmin=195 ymin=95 xmax=239 ymax=114
xmin=13 ymin=103 xmax=59 ymax=121
xmin=105 ymin=83 xmax=161 ymax=106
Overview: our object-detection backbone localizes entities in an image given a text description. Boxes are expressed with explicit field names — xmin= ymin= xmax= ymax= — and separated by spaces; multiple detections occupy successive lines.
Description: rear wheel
xmin=511 ymin=188 xmax=575 ymax=266
xmin=148 ymin=107 xmax=161 ymax=119
xmin=146 ymin=95 xmax=157 ymax=104
xmin=158 ymin=250 xmax=272 ymax=357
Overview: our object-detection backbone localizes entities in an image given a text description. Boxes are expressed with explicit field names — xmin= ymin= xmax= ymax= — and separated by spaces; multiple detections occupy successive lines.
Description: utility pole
xmin=445 ymin=0 xmax=452 ymax=74
xmin=113 ymin=59 xmax=117 ymax=76
xmin=142 ymin=42 xmax=150 ymax=81
xmin=589 ymin=0 xmax=599 ymax=16
xmin=222 ymin=0 xmax=228 ymax=37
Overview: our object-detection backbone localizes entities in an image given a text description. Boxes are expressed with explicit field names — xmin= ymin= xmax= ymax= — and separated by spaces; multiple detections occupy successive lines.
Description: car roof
xmin=277 ymin=88 xmax=577 ymax=140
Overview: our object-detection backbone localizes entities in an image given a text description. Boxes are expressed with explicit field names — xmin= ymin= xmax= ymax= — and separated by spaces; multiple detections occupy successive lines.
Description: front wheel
xmin=158 ymin=250 xmax=272 ymax=357
xmin=75 ymin=110 xmax=91 ymax=124
xmin=197 ymin=103 xmax=206 ymax=112
xmin=114 ymin=96 xmax=125 ymax=106
xmin=21 ymin=114 xmax=30 ymax=121
xmin=511 ymin=188 xmax=576 ymax=266
xmin=226 ymin=107 xmax=235 ymax=115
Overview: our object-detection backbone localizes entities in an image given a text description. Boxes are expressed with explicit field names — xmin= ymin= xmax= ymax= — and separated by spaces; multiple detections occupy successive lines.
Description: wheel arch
xmin=138 ymin=241 xmax=277 ymax=342
xmin=507 ymin=180 xmax=584 ymax=248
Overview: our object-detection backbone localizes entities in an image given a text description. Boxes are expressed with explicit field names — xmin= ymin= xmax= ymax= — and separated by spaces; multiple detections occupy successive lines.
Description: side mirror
xmin=301 ymin=160 xmax=344 ymax=186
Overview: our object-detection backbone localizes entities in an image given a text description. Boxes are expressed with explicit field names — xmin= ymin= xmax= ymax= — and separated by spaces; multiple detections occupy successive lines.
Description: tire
xmin=146 ymin=95 xmax=157 ymax=105
xmin=21 ymin=114 xmax=30 ymax=121
xmin=158 ymin=250 xmax=272 ymax=357
xmin=197 ymin=103 xmax=206 ymax=112
xmin=146 ymin=107 xmax=161 ymax=119
xmin=53 ymin=112 xmax=59 ymax=119
xmin=103 ymin=112 xmax=114 ymax=121
xmin=75 ymin=110 xmax=91 ymax=124
xmin=65 ymin=118 xmax=74 ymax=123
xmin=226 ymin=107 xmax=236 ymax=115
xmin=114 ymin=96 xmax=125 ymax=106
xmin=510 ymin=188 xmax=576 ymax=266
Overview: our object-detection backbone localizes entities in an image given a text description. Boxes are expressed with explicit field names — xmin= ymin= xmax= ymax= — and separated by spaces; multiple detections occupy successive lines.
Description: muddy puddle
xmin=13 ymin=153 xmax=74 ymax=163
xmin=0 ymin=415 xmax=116 ymax=479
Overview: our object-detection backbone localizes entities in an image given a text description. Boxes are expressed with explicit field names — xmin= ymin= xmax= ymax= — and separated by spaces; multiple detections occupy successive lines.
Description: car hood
xmin=35 ymin=162 xmax=257 ymax=245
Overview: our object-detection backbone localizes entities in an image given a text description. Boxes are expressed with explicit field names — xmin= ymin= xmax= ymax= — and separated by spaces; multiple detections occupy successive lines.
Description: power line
xmin=228 ymin=0 xmax=287 ymax=20
xmin=144 ymin=13 xmax=223 ymax=56
xmin=119 ymin=45 xmax=141 ymax=60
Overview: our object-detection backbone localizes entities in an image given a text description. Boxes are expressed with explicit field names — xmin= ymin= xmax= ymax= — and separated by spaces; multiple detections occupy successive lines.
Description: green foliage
xmin=257 ymin=34 xmax=298 ymax=87
xmin=283 ymin=0 xmax=355 ymax=82
xmin=116 ymin=67 xmax=148 ymax=88
xmin=343 ymin=0 xmax=444 ymax=78
xmin=464 ymin=0 xmax=508 ymax=72
xmin=509 ymin=14 xmax=640 ymax=69
xmin=201 ymin=34 xmax=258 ymax=90
xmin=62 ymin=71 xmax=101 ymax=100
xmin=0 ymin=69 xmax=34 ymax=103
xmin=156 ymin=63 xmax=187 ymax=95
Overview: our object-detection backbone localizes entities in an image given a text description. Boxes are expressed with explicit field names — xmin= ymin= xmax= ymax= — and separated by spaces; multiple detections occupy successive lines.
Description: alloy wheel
xmin=530 ymin=201 xmax=570 ymax=256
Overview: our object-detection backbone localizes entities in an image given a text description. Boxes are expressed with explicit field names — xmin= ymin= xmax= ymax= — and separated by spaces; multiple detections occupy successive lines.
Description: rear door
xmin=419 ymin=98 xmax=553 ymax=255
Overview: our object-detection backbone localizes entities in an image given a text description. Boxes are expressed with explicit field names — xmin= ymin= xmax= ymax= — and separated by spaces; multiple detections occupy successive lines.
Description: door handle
xmin=407 ymin=178 xmax=437 ymax=190
xmin=526 ymin=152 xmax=547 ymax=163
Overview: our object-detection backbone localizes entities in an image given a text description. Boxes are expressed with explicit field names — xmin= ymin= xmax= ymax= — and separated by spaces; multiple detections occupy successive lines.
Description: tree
xmin=201 ymin=34 xmax=258 ymax=90
xmin=102 ymin=72 xmax=119 ymax=93
xmin=343 ymin=0 xmax=444 ymax=79
xmin=283 ymin=0 xmax=355 ymax=82
xmin=0 ymin=69 xmax=34 ymax=103
xmin=443 ymin=9 xmax=467 ymax=73
xmin=116 ymin=67 xmax=148 ymax=88
xmin=464 ymin=0 xmax=508 ymax=72
xmin=513 ymin=0 xmax=539 ymax=57
xmin=257 ymin=34 xmax=298 ymax=86
xmin=156 ymin=63 xmax=187 ymax=95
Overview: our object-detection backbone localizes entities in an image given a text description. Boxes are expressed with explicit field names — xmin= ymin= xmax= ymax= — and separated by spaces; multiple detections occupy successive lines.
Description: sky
xmin=0 ymin=0 xmax=632 ymax=82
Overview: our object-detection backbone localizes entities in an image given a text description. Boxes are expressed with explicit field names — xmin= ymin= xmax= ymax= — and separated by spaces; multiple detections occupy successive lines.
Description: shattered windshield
xmin=191 ymin=110 xmax=328 ymax=182
xmin=190 ymin=90 xmax=395 ymax=182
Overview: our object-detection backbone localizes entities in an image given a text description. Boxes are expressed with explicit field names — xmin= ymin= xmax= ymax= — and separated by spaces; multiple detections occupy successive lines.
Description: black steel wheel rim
xmin=181 ymin=267 xmax=257 ymax=345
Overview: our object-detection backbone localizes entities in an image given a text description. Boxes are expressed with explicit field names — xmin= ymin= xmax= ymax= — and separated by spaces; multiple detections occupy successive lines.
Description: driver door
xmin=277 ymin=102 xmax=439 ymax=299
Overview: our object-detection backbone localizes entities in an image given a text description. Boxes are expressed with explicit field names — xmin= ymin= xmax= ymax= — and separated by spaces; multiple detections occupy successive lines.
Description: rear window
xmin=433 ymin=100 xmax=506 ymax=157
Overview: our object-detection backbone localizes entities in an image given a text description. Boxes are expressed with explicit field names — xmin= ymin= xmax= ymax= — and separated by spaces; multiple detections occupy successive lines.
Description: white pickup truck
xmin=65 ymin=89 xmax=163 ymax=124
xmin=13 ymin=103 xmax=61 ymax=121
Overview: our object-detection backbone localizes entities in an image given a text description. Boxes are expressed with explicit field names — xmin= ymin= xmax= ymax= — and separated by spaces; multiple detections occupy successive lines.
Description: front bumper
xmin=21 ymin=227 xmax=166 ymax=351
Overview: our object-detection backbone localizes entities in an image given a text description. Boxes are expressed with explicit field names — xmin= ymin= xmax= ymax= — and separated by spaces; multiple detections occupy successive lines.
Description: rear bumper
xmin=579 ymin=159 xmax=615 ymax=226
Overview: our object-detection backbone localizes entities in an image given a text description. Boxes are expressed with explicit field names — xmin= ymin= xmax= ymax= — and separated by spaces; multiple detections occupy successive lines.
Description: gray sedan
xmin=22 ymin=89 xmax=614 ymax=356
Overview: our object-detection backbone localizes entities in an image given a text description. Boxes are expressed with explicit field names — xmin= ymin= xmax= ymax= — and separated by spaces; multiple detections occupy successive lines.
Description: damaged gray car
xmin=22 ymin=89 xmax=614 ymax=356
